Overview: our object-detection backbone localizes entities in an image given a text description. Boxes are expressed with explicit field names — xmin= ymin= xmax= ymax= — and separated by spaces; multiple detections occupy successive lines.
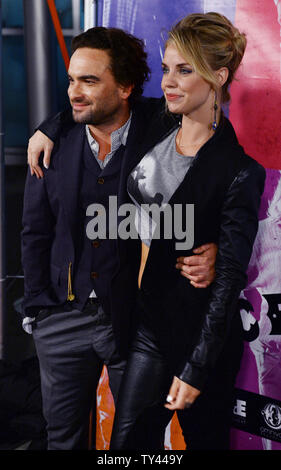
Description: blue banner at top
xmin=96 ymin=0 xmax=237 ymax=97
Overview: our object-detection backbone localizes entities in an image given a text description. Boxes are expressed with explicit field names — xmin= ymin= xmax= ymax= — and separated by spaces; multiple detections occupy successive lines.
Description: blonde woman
xmin=110 ymin=13 xmax=265 ymax=450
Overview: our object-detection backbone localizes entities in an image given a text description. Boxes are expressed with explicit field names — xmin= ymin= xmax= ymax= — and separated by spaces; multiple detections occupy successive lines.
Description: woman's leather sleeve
xmin=177 ymin=159 xmax=266 ymax=390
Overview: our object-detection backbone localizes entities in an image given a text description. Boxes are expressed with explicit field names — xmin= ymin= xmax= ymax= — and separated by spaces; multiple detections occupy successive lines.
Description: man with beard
xmin=22 ymin=27 xmax=216 ymax=450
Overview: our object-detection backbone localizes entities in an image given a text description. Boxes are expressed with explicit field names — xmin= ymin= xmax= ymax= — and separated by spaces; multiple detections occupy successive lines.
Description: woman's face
xmin=161 ymin=44 xmax=213 ymax=119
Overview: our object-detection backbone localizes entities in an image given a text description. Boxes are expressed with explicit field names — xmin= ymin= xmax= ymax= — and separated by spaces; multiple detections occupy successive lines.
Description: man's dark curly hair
xmin=71 ymin=27 xmax=150 ymax=101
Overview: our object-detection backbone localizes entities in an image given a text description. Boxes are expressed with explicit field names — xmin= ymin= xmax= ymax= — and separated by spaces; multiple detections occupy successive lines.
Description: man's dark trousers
xmin=32 ymin=300 xmax=126 ymax=450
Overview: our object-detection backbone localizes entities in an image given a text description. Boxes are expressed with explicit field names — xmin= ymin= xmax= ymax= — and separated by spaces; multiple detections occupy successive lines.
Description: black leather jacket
xmin=136 ymin=111 xmax=265 ymax=390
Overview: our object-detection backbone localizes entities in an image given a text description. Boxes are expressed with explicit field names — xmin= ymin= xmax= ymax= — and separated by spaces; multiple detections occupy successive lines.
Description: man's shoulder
xmin=131 ymin=95 xmax=165 ymax=118
xmin=51 ymin=123 xmax=85 ymax=163
xmin=131 ymin=95 xmax=180 ymax=134
xmin=55 ymin=122 xmax=85 ymax=146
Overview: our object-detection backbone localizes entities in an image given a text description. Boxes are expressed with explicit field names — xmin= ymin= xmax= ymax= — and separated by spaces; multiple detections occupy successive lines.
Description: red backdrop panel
xmin=229 ymin=0 xmax=281 ymax=169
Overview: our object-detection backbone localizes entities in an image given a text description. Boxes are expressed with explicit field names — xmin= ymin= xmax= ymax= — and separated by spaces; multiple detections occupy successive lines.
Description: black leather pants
xmin=110 ymin=317 xmax=243 ymax=450
xmin=110 ymin=324 xmax=174 ymax=450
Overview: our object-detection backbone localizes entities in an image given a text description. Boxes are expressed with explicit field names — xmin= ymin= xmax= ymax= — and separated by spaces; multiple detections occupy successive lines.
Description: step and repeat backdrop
xmin=90 ymin=0 xmax=281 ymax=450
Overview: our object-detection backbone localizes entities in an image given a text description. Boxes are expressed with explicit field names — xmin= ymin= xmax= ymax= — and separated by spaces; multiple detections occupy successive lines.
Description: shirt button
xmin=92 ymin=240 xmax=100 ymax=248
xmin=98 ymin=177 xmax=105 ymax=184
xmin=91 ymin=271 xmax=98 ymax=279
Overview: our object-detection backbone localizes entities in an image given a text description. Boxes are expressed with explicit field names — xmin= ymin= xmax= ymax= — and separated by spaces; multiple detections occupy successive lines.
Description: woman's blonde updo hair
xmin=166 ymin=12 xmax=247 ymax=103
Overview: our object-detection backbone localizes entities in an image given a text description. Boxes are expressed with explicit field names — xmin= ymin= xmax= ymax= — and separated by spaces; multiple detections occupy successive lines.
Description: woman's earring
xmin=212 ymin=91 xmax=218 ymax=131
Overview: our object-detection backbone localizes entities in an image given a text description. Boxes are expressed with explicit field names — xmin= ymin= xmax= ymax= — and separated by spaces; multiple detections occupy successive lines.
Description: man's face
xmin=68 ymin=48 xmax=128 ymax=126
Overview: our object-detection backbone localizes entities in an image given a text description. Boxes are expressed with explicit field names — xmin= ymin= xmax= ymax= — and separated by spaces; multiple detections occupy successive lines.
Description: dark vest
xmin=72 ymin=135 xmax=125 ymax=311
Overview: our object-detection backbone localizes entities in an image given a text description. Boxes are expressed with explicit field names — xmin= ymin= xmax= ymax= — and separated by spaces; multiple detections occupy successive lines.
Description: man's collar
xmin=85 ymin=112 xmax=132 ymax=155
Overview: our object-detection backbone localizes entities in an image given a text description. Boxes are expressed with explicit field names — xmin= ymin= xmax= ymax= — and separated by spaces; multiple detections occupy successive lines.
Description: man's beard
xmin=71 ymin=103 xmax=120 ymax=126
xmin=72 ymin=107 xmax=101 ymax=125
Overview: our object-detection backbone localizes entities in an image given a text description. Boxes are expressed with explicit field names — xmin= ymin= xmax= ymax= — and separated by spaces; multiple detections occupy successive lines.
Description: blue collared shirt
xmin=85 ymin=112 xmax=132 ymax=169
